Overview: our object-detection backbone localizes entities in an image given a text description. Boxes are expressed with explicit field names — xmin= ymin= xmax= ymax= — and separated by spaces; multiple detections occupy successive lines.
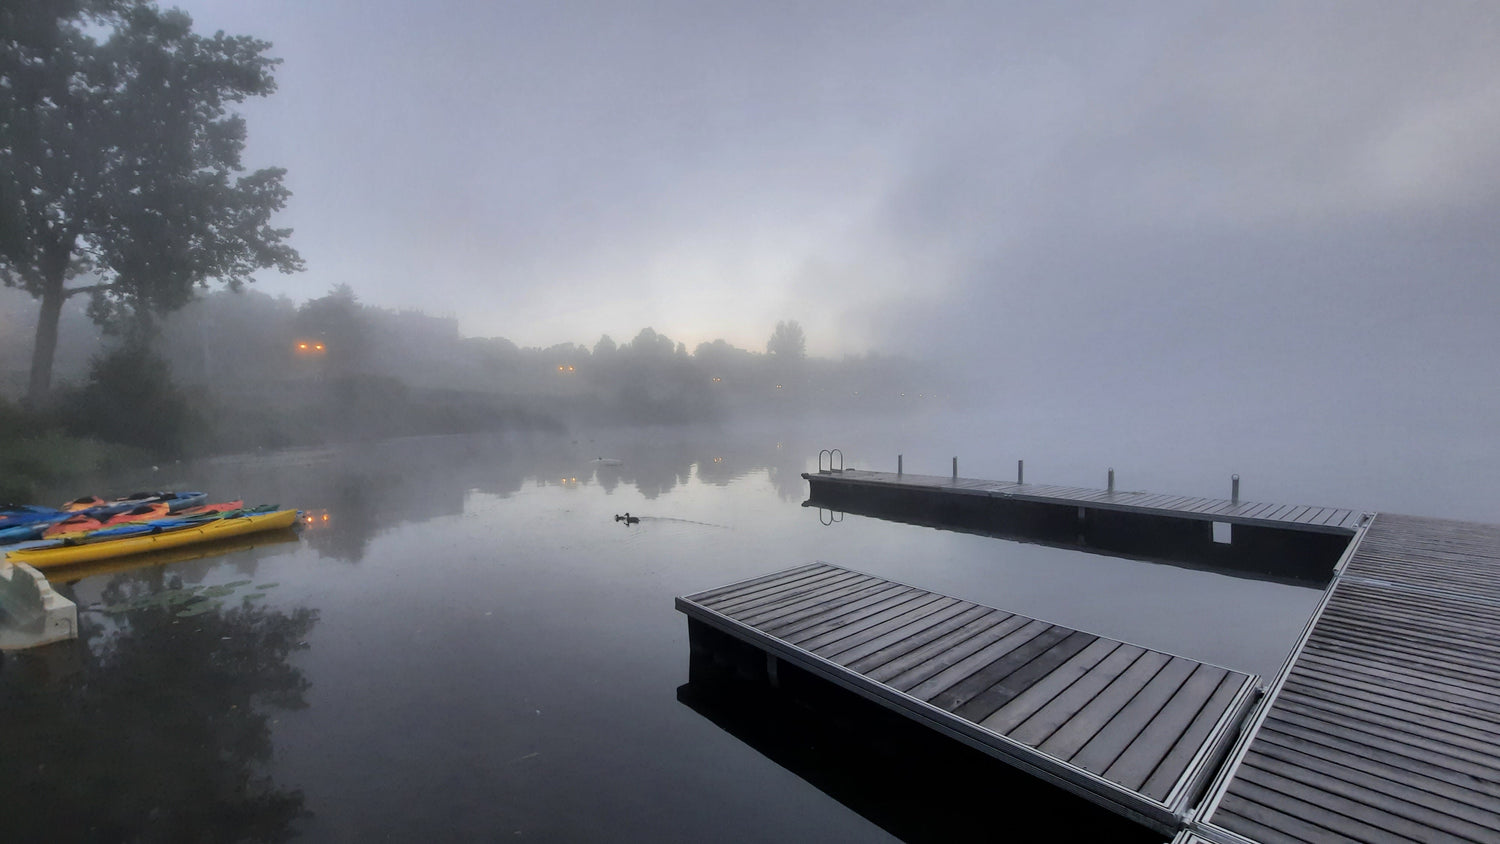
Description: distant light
xmin=315 ymin=343 xmax=324 ymax=351
xmin=712 ymin=377 xmax=721 ymax=383
xmin=298 ymin=343 xmax=308 ymax=350
xmin=776 ymin=384 xmax=783 ymax=390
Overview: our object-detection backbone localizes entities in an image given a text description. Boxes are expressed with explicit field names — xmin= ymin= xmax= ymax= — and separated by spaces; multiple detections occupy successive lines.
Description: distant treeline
xmin=0 ymin=286 xmax=951 ymax=457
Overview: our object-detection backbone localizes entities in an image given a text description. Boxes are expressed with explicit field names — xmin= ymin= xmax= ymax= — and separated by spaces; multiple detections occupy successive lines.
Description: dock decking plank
xmin=1007 ymin=644 xmax=1150 ymax=747
xmin=870 ymin=612 xmax=1031 ymax=686
xmin=1105 ymin=663 xmax=1228 ymax=791
xmin=929 ymin=626 xmax=1084 ymax=713
xmin=848 ymin=609 xmax=1011 ymax=677
xmin=979 ymin=638 xmax=1122 ymax=734
xmin=1139 ymin=672 xmax=1246 ymax=803
xmin=741 ymin=579 xmax=903 ymax=628
xmin=953 ymin=630 xmax=1099 ymax=723
xmin=1039 ymin=651 xmax=1173 ymax=761
xmin=1071 ymin=656 xmax=1200 ymax=777
xmin=1248 ymin=738 xmax=1500 ymax=835
xmin=899 ymin=618 xmax=1053 ymax=697
xmin=786 ymin=592 xmax=948 ymax=650
xmin=832 ymin=604 xmax=992 ymax=669
xmin=768 ymin=587 xmax=918 ymax=641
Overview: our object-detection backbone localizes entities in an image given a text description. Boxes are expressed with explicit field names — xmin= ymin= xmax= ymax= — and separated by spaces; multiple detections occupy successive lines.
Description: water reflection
xmin=679 ymin=633 xmax=1157 ymax=844
xmin=0 ymin=570 xmax=318 ymax=841
xmin=161 ymin=431 xmax=815 ymax=564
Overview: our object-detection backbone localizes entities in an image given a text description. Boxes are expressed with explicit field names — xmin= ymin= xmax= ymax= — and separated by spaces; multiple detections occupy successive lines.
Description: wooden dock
xmin=803 ymin=469 xmax=1366 ymax=534
xmin=677 ymin=562 xmax=1260 ymax=833
xmin=679 ymin=465 xmax=1500 ymax=840
xmin=1192 ymin=513 xmax=1500 ymax=843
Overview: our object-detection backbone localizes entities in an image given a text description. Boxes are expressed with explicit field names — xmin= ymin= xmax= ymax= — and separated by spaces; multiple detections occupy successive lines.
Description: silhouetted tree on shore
xmin=0 ymin=0 xmax=303 ymax=404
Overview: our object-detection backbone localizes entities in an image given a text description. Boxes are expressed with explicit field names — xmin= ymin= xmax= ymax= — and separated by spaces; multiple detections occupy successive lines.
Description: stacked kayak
xmin=2 ymin=490 xmax=300 ymax=569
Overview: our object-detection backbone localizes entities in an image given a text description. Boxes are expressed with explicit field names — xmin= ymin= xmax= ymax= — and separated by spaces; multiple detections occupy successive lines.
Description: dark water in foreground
xmin=3 ymin=425 xmax=1330 ymax=841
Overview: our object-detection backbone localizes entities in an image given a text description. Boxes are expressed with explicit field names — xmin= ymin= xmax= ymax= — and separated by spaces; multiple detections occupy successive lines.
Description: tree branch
xmin=63 ymin=283 xmax=110 ymax=299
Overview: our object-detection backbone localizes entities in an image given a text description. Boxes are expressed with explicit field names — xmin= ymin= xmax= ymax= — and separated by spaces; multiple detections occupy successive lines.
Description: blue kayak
xmin=110 ymin=491 xmax=209 ymax=512
xmin=0 ymin=504 xmax=68 ymax=530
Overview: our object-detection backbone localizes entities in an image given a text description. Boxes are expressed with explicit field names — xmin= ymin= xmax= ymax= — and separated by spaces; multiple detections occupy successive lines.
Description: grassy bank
xmin=0 ymin=431 xmax=150 ymax=503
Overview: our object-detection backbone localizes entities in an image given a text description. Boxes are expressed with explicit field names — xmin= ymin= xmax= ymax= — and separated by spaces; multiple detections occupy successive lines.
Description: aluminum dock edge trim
xmin=1187 ymin=517 xmax=1374 ymax=826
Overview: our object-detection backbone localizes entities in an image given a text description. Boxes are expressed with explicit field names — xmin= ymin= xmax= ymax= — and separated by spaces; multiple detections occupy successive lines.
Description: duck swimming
xmin=614 ymin=512 xmax=640 ymax=525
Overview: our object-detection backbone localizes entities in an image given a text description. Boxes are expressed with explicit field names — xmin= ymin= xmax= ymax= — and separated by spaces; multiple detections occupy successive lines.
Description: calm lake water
xmin=5 ymin=413 xmax=1466 ymax=841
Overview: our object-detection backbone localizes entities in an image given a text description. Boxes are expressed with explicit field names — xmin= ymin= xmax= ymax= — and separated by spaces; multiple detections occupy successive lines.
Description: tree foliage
xmin=0 ymin=0 xmax=303 ymax=402
xmin=766 ymin=319 xmax=806 ymax=361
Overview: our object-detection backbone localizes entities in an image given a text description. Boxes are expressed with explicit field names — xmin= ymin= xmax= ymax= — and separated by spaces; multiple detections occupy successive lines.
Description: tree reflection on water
xmin=0 ymin=572 xmax=318 ymax=842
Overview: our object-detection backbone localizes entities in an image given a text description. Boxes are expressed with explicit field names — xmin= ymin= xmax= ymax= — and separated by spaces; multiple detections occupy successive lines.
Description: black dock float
xmin=803 ymin=469 xmax=1359 ymax=583
xmin=677 ymin=563 xmax=1260 ymax=833
xmin=802 ymin=469 xmax=1365 ymax=534
xmin=1194 ymin=513 xmax=1500 ymax=843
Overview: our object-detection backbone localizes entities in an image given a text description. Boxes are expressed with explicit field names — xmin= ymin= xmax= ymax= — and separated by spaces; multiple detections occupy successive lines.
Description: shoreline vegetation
xmin=1 ymin=289 xmax=954 ymax=501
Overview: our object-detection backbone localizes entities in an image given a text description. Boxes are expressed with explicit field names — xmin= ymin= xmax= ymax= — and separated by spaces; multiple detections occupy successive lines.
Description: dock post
xmin=898 ymin=454 xmax=903 ymax=475
xmin=1108 ymin=467 xmax=1115 ymax=492
xmin=1232 ymin=474 xmax=1240 ymax=504
xmin=1017 ymin=459 xmax=1024 ymax=484
xmin=952 ymin=457 xmax=958 ymax=481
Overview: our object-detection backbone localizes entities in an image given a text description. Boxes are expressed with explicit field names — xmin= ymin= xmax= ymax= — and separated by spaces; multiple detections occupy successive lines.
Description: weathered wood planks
xmin=679 ymin=562 xmax=1260 ymax=832
xmin=1199 ymin=514 xmax=1500 ymax=843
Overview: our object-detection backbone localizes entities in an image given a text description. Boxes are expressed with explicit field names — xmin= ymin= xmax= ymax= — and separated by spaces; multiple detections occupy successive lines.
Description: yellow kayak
xmin=41 ymin=528 xmax=302 ymax=583
xmin=5 ymin=509 xmax=301 ymax=569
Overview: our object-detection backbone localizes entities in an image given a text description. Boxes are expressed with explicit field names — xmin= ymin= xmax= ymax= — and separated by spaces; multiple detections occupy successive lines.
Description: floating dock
xmin=802 ymin=468 xmax=1365 ymax=534
xmin=680 ymin=464 xmax=1500 ymax=841
xmin=677 ymin=562 xmax=1259 ymax=833
xmin=800 ymin=468 xmax=1359 ymax=585
xmin=1193 ymin=513 xmax=1500 ymax=843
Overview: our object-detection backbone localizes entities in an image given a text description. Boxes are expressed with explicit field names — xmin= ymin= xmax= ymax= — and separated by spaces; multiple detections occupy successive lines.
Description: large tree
xmin=0 ymin=0 xmax=303 ymax=404
xmin=766 ymin=319 xmax=806 ymax=361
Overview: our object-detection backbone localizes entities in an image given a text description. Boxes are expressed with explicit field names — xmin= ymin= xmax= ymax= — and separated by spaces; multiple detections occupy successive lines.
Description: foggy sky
xmin=162 ymin=2 xmax=1496 ymax=405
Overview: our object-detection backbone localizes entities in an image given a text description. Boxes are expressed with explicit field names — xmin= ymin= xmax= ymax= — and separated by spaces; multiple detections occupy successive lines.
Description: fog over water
xmin=3 ymin=4 xmax=1499 ymax=839
xmin=22 ymin=1 xmax=1488 ymax=515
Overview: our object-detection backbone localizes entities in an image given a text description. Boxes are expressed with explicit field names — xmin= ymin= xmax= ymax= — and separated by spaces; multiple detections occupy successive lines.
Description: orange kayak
xmin=45 ymin=500 xmax=244 ymax=541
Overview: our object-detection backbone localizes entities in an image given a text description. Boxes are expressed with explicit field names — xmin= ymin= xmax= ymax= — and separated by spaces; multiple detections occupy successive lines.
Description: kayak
xmin=43 ymin=500 xmax=246 ymax=540
xmin=41 ymin=527 xmax=302 ymax=583
xmin=1 ymin=504 xmax=69 ymax=529
xmin=61 ymin=491 xmax=208 ymax=514
xmin=44 ymin=502 xmax=170 ymax=538
xmin=5 ymin=509 xmax=302 ymax=569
